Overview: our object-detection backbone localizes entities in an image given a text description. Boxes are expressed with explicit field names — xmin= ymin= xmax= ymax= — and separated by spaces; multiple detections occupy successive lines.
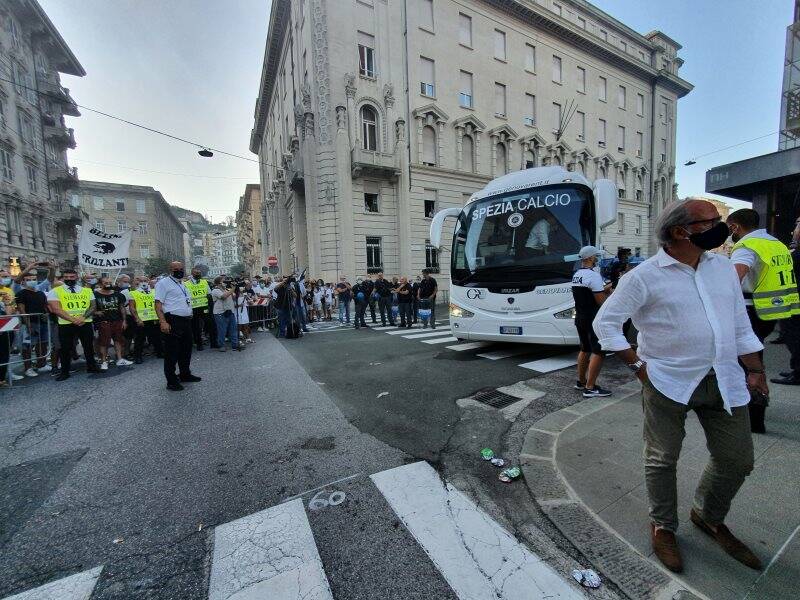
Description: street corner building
xmin=0 ymin=0 xmax=86 ymax=271
xmin=69 ymin=181 xmax=186 ymax=275
xmin=250 ymin=0 xmax=693 ymax=289
xmin=235 ymin=182 xmax=264 ymax=276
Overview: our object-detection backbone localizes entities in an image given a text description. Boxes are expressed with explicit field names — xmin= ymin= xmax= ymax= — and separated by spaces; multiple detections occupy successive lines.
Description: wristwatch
xmin=627 ymin=359 xmax=646 ymax=373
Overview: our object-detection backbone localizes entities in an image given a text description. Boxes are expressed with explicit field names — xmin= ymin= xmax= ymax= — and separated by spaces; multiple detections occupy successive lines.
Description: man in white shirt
xmin=593 ymin=199 xmax=766 ymax=574
xmin=154 ymin=261 xmax=201 ymax=391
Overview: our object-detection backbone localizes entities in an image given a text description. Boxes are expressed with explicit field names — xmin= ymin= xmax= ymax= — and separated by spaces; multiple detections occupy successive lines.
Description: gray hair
xmin=655 ymin=200 xmax=692 ymax=247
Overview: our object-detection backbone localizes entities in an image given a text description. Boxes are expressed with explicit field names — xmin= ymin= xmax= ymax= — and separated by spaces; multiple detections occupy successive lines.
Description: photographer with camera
xmin=234 ymin=281 xmax=254 ymax=345
xmin=211 ymin=276 xmax=242 ymax=352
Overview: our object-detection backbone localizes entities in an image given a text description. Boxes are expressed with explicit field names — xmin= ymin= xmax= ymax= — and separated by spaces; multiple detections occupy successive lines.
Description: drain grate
xmin=473 ymin=388 xmax=521 ymax=409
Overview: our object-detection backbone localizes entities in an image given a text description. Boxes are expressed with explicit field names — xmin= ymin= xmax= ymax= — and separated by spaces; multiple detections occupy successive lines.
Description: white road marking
xmin=371 ymin=462 xmax=582 ymax=600
xmin=476 ymin=347 xmax=536 ymax=360
xmin=518 ymin=354 xmax=578 ymax=373
xmin=422 ymin=336 xmax=458 ymax=344
xmin=1 ymin=566 xmax=103 ymax=600
xmin=402 ymin=331 xmax=454 ymax=339
xmin=445 ymin=341 xmax=493 ymax=351
xmin=373 ymin=326 xmax=397 ymax=331
xmin=384 ymin=328 xmax=419 ymax=335
xmin=208 ymin=498 xmax=333 ymax=600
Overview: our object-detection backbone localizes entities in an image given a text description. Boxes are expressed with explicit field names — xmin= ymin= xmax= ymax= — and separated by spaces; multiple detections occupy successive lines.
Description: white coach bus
xmin=429 ymin=166 xmax=617 ymax=345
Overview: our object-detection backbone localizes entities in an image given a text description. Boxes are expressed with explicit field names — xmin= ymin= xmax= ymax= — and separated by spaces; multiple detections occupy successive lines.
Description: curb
xmin=521 ymin=384 xmax=708 ymax=600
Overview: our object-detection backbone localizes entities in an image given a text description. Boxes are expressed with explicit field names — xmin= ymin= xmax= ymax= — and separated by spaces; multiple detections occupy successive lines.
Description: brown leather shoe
xmin=690 ymin=509 xmax=762 ymax=570
xmin=650 ymin=523 xmax=683 ymax=573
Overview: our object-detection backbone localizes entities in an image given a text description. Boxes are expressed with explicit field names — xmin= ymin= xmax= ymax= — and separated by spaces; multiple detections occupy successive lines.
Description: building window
xmin=26 ymin=164 xmax=37 ymax=194
xmin=459 ymin=13 xmax=472 ymax=47
xmin=660 ymin=138 xmax=667 ymax=162
xmin=366 ymin=236 xmax=383 ymax=273
xmin=360 ymin=105 xmax=378 ymax=150
xmin=636 ymin=131 xmax=643 ymax=157
xmin=598 ymin=118 xmax=606 ymax=147
xmin=424 ymin=189 xmax=437 ymax=218
xmin=598 ymin=76 xmax=607 ymax=101
xmin=116 ymin=200 xmax=125 ymax=211
xmin=419 ymin=56 xmax=436 ymax=97
xmin=577 ymin=66 xmax=586 ymax=93
xmin=617 ymin=212 xmax=625 ymax=234
xmin=364 ymin=192 xmax=379 ymax=212
xmin=36 ymin=216 xmax=46 ymax=250
xmin=637 ymin=93 xmax=644 ymax=116
xmin=136 ymin=199 xmax=146 ymax=213
xmin=1 ymin=147 xmax=13 ymax=182
xmin=459 ymin=70 xmax=473 ymax=108
xmin=620 ymin=40 xmax=627 ymax=53
xmin=358 ymin=32 xmax=376 ymax=78
xmin=618 ymin=85 xmax=626 ymax=109
xmin=577 ymin=16 xmax=586 ymax=29
xmin=420 ymin=0 xmax=434 ymax=31
xmin=422 ymin=126 xmax=437 ymax=166
xmin=19 ymin=114 xmax=35 ymax=148
xmin=576 ymin=111 xmax=585 ymax=141
xmin=524 ymin=93 xmax=536 ymax=126
xmin=425 ymin=240 xmax=440 ymax=272
xmin=7 ymin=207 xmax=21 ymax=243
xmin=140 ymin=244 xmax=150 ymax=258
xmin=635 ymin=215 xmax=642 ymax=235
xmin=600 ymin=29 xmax=608 ymax=42
xmin=0 ymin=96 xmax=6 ymax=129
xmin=462 ymin=134 xmax=475 ymax=172
xmin=117 ymin=220 xmax=127 ymax=233
xmin=525 ymin=44 xmax=536 ymax=72
xmin=552 ymin=55 xmax=562 ymax=83
xmin=138 ymin=221 xmax=148 ymax=235
xmin=95 ymin=220 xmax=105 ymax=232
xmin=494 ymin=83 xmax=506 ymax=117
xmin=660 ymin=100 xmax=668 ymax=123
xmin=552 ymin=102 xmax=562 ymax=131
xmin=495 ymin=143 xmax=507 ymax=176
xmin=494 ymin=29 xmax=506 ymax=61
xmin=552 ymin=2 xmax=563 ymax=16
xmin=93 ymin=196 xmax=104 ymax=210
xmin=618 ymin=126 xmax=625 ymax=152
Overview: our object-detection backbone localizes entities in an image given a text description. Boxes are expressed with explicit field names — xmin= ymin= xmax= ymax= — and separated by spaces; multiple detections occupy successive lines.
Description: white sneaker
xmin=11 ymin=373 xmax=24 ymax=381
xmin=116 ymin=358 xmax=133 ymax=366
xmin=37 ymin=365 xmax=53 ymax=373
xmin=100 ymin=361 xmax=109 ymax=371
xmin=25 ymin=368 xmax=39 ymax=377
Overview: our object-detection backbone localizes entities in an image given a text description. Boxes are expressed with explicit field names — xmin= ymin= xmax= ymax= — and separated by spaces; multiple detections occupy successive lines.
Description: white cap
xmin=578 ymin=246 xmax=602 ymax=259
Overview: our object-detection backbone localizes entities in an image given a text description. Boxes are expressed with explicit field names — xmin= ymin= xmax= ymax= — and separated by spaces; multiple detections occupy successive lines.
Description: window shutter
xmin=422 ymin=126 xmax=436 ymax=165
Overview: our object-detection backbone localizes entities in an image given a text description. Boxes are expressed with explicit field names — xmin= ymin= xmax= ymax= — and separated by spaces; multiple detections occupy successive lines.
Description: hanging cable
xmin=684 ymin=131 xmax=779 ymax=165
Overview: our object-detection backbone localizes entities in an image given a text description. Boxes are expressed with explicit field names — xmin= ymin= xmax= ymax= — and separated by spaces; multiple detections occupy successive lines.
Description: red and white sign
xmin=267 ymin=256 xmax=278 ymax=267
xmin=0 ymin=316 xmax=20 ymax=332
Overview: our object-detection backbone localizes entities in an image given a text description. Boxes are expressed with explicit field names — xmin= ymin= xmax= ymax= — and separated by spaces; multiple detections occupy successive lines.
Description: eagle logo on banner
xmin=78 ymin=222 xmax=132 ymax=268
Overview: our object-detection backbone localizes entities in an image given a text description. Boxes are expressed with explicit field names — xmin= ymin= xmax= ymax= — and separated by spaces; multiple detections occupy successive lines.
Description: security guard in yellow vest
xmin=186 ymin=267 xmax=218 ymax=350
xmin=728 ymin=208 xmax=800 ymax=432
xmin=128 ymin=278 xmax=163 ymax=364
xmin=46 ymin=268 xmax=101 ymax=381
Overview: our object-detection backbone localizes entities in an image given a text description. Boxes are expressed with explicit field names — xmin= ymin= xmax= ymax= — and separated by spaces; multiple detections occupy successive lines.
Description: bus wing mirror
xmin=429 ymin=207 xmax=463 ymax=248
xmin=593 ymin=179 xmax=618 ymax=229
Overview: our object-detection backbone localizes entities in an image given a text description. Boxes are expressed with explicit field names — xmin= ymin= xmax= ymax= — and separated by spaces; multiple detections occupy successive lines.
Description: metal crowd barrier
xmin=246 ymin=297 xmax=277 ymax=330
xmin=0 ymin=312 xmax=52 ymax=388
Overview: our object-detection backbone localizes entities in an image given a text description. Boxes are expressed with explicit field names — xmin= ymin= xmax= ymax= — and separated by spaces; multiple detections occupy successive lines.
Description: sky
xmin=41 ymin=0 xmax=792 ymax=219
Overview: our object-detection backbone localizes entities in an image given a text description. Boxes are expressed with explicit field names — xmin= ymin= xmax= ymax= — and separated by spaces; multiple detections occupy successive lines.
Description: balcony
xmin=288 ymin=152 xmax=304 ymax=193
xmin=351 ymin=147 xmax=400 ymax=180
xmin=38 ymin=80 xmax=80 ymax=117
xmin=44 ymin=125 xmax=76 ymax=149
xmin=53 ymin=201 xmax=85 ymax=225
xmin=48 ymin=162 xmax=79 ymax=187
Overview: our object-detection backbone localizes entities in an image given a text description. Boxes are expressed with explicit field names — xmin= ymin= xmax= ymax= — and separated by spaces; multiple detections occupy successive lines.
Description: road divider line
xmin=422 ymin=336 xmax=458 ymax=344
xmin=208 ymin=498 xmax=333 ymax=600
xmin=518 ymin=354 xmax=578 ymax=373
xmin=402 ymin=331 xmax=455 ymax=339
xmin=445 ymin=341 xmax=492 ymax=351
xmin=371 ymin=462 xmax=582 ymax=600
xmin=1 ymin=566 xmax=103 ymax=600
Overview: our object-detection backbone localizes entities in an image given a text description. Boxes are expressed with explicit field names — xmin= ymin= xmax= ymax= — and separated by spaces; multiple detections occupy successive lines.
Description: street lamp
xmin=198 ymin=148 xmax=214 ymax=158
xmin=684 ymin=159 xmax=696 ymax=166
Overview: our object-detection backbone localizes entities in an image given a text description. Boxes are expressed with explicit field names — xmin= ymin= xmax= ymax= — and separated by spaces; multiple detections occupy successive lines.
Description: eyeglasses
xmin=684 ymin=216 xmax=722 ymax=227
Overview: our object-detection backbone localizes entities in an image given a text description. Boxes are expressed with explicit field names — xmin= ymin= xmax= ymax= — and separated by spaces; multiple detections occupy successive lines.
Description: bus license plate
xmin=500 ymin=326 xmax=522 ymax=335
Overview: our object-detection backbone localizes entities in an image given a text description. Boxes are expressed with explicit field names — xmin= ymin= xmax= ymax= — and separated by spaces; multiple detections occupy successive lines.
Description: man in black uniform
xmin=571 ymin=246 xmax=612 ymax=397
xmin=352 ymin=276 xmax=370 ymax=329
xmin=363 ymin=276 xmax=377 ymax=324
xmin=411 ymin=276 xmax=421 ymax=324
xmin=374 ymin=272 xmax=395 ymax=326
xmin=418 ymin=269 xmax=438 ymax=329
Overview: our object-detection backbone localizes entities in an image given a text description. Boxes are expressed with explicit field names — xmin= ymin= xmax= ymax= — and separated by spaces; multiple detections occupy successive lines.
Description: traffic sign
xmin=267 ymin=256 xmax=278 ymax=267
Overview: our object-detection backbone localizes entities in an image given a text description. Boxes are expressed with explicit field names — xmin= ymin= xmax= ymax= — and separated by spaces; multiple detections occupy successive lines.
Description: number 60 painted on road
xmin=308 ymin=490 xmax=346 ymax=511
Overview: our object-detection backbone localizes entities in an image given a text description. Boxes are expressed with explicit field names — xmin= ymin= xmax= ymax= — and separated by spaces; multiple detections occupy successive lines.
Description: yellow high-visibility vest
xmin=732 ymin=237 xmax=800 ymax=321
xmin=129 ymin=289 xmax=157 ymax=322
xmin=185 ymin=279 xmax=210 ymax=309
xmin=52 ymin=286 xmax=94 ymax=325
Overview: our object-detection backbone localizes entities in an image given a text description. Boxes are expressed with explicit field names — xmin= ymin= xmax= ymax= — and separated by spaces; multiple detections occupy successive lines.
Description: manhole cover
xmin=473 ymin=389 xmax=521 ymax=409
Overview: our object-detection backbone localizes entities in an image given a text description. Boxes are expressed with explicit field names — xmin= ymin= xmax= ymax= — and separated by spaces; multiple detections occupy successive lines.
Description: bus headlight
xmin=554 ymin=307 xmax=576 ymax=319
xmin=450 ymin=303 xmax=474 ymax=318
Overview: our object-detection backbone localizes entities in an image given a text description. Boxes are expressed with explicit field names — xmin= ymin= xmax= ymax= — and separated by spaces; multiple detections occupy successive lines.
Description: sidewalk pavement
xmin=526 ymin=339 xmax=798 ymax=599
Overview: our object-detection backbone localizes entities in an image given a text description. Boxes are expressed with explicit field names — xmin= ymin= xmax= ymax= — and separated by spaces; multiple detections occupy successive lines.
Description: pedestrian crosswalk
xmin=2 ymin=462 xmax=583 ymax=600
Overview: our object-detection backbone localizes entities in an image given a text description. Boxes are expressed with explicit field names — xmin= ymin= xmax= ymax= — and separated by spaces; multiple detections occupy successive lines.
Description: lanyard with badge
xmin=171 ymin=277 xmax=192 ymax=309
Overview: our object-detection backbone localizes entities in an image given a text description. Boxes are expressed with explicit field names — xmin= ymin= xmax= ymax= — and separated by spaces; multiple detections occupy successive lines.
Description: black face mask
xmin=103 ymin=284 xmax=113 ymax=290
xmin=64 ymin=279 xmax=78 ymax=288
xmin=688 ymin=222 xmax=730 ymax=251
xmin=172 ymin=270 xmax=185 ymax=279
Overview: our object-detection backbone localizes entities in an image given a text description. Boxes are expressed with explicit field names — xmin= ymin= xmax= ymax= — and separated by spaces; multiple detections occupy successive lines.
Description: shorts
xmin=21 ymin=320 xmax=50 ymax=347
xmin=575 ymin=318 xmax=602 ymax=354
xmin=97 ymin=320 xmax=125 ymax=346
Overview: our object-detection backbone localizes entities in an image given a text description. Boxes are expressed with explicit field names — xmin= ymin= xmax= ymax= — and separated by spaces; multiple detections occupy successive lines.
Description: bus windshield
xmin=451 ymin=185 xmax=594 ymax=286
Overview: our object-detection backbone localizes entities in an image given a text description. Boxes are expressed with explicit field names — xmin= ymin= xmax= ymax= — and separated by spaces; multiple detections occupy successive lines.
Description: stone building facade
xmin=203 ymin=229 xmax=240 ymax=277
xmin=70 ymin=181 xmax=185 ymax=275
xmin=250 ymin=0 xmax=692 ymax=285
xmin=234 ymin=183 xmax=263 ymax=276
xmin=0 ymin=0 xmax=85 ymax=272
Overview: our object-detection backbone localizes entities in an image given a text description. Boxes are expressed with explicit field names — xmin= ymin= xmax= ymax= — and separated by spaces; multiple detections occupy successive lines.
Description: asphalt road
xmin=0 ymin=318 xmax=632 ymax=600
